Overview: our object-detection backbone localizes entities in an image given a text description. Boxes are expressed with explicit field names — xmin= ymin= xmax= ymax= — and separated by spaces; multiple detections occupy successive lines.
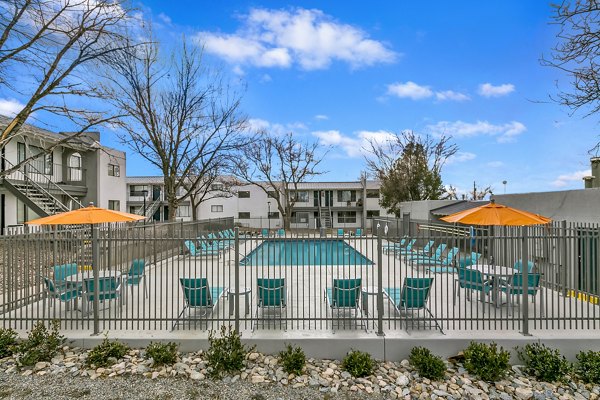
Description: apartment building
xmin=0 ymin=116 xmax=127 ymax=234
xmin=126 ymin=177 xmax=193 ymax=222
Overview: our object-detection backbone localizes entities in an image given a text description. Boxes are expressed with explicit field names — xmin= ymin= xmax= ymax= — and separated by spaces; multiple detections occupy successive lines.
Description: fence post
xmin=234 ymin=227 xmax=240 ymax=332
xmin=377 ymin=235 xmax=384 ymax=336
xmin=92 ymin=225 xmax=100 ymax=335
xmin=521 ymin=226 xmax=530 ymax=336
xmin=560 ymin=220 xmax=568 ymax=296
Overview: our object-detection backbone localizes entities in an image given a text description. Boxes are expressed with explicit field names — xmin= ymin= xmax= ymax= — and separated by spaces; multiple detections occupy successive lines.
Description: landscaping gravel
xmin=0 ymin=346 xmax=599 ymax=399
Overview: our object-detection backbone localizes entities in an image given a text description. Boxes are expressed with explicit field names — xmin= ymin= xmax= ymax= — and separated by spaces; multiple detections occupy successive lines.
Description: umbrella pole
xmin=92 ymin=225 xmax=100 ymax=335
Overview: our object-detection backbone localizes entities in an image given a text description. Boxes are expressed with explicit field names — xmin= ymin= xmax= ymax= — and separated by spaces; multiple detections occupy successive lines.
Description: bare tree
xmin=0 ymin=0 xmax=137 ymax=173
xmin=234 ymin=131 xmax=326 ymax=229
xmin=103 ymin=35 xmax=247 ymax=220
xmin=182 ymin=167 xmax=239 ymax=221
xmin=446 ymin=181 xmax=493 ymax=200
xmin=365 ymin=130 xmax=457 ymax=216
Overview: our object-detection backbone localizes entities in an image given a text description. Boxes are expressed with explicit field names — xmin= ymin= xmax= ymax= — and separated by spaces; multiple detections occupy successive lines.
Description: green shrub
xmin=86 ymin=337 xmax=129 ymax=368
xmin=341 ymin=350 xmax=375 ymax=378
xmin=278 ymin=344 xmax=306 ymax=375
xmin=576 ymin=350 xmax=600 ymax=384
xmin=0 ymin=328 xmax=18 ymax=358
xmin=463 ymin=342 xmax=510 ymax=382
xmin=409 ymin=346 xmax=446 ymax=381
xmin=206 ymin=325 xmax=254 ymax=378
xmin=518 ymin=343 xmax=571 ymax=382
xmin=145 ymin=342 xmax=178 ymax=366
xmin=15 ymin=321 xmax=64 ymax=367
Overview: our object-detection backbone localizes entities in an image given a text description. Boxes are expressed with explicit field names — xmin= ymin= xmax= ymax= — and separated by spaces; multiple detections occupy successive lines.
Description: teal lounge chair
xmin=382 ymin=237 xmax=408 ymax=253
xmin=423 ymin=247 xmax=459 ymax=273
xmin=261 ymin=228 xmax=269 ymax=237
xmin=184 ymin=240 xmax=220 ymax=257
xmin=42 ymin=276 xmax=80 ymax=311
xmin=125 ymin=259 xmax=148 ymax=298
xmin=325 ymin=278 xmax=364 ymax=331
xmin=385 ymin=238 xmax=416 ymax=255
xmin=385 ymin=277 xmax=443 ymax=333
xmin=408 ymin=240 xmax=436 ymax=258
xmin=408 ymin=243 xmax=447 ymax=262
xmin=82 ymin=275 xmax=123 ymax=315
xmin=172 ymin=278 xmax=225 ymax=330
xmin=337 ymin=228 xmax=345 ymax=237
xmin=500 ymin=273 xmax=543 ymax=316
xmin=208 ymin=233 xmax=231 ymax=249
xmin=355 ymin=228 xmax=364 ymax=237
xmin=254 ymin=278 xmax=287 ymax=331
xmin=277 ymin=229 xmax=285 ymax=237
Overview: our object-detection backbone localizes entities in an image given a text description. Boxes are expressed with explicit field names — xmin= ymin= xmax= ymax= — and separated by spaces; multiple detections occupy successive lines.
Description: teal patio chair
xmin=254 ymin=278 xmax=287 ymax=331
xmin=42 ymin=276 xmax=80 ymax=311
xmin=355 ymin=228 xmax=364 ymax=236
xmin=82 ymin=275 xmax=123 ymax=315
xmin=277 ymin=229 xmax=285 ymax=237
xmin=125 ymin=259 xmax=148 ymax=298
xmin=453 ymin=267 xmax=491 ymax=306
xmin=324 ymin=278 xmax=364 ymax=331
xmin=500 ymin=273 xmax=544 ymax=316
xmin=514 ymin=259 xmax=535 ymax=273
xmin=53 ymin=263 xmax=78 ymax=282
xmin=337 ymin=228 xmax=345 ymax=237
xmin=408 ymin=243 xmax=447 ymax=262
xmin=172 ymin=278 xmax=225 ymax=330
xmin=458 ymin=252 xmax=482 ymax=268
xmin=408 ymin=240 xmax=436 ymax=258
xmin=385 ymin=277 xmax=443 ymax=333
xmin=261 ymin=228 xmax=269 ymax=237
xmin=184 ymin=240 xmax=220 ymax=257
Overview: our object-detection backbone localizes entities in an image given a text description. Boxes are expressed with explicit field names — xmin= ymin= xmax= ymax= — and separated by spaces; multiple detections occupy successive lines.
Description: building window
xmin=129 ymin=206 xmax=142 ymax=214
xmin=211 ymin=183 xmax=224 ymax=191
xmin=293 ymin=191 xmax=309 ymax=202
xmin=28 ymin=145 xmax=53 ymax=175
xmin=267 ymin=190 xmax=277 ymax=198
xmin=366 ymin=210 xmax=380 ymax=218
xmin=337 ymin=190 xmax=356 ymax=203
xmin=238 ymin=212 xmax=251 ymax=219
xmin=366 ymin=190 xmax=380 ymax=198
xmin=338 ymin=211 xmax=357 ymax=223
xmin=292 ymin=212 xmax=309 ymax=223
xmin=108 ymin=200 xmax=120 ymax=211
xmin=268 ymin=211 xmax=279 ymax=219
xmin=176 ymin=205 xmax=190 ymax=217
xmin=108 ymin=164 xmax=120 ymax=177
xmin=238 ymin=191 xmax=250 ymax=198
xmin=211 ymin=205 xmax=223 ymax=213
xmin=129 ymin=185 xmax=148 ymax=197
xmin=16 ymin=199 xmax=27 ymax=225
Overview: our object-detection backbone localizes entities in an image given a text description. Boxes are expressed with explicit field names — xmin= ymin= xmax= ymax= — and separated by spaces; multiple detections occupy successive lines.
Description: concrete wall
xmin=399 ymin=200 xmax=458 ymax=221
xmin=94 ymin=148 xmax=126 ymax=211
xmin=493 ymin=189 xmax=600 ymax=223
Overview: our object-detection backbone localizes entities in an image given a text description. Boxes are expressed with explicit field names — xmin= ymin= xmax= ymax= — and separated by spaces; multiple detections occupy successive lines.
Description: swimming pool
xmin=240 ymin=239 xmax=374 ymax=266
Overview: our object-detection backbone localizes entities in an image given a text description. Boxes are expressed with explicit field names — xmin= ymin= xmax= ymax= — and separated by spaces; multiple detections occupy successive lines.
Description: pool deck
xmin=2 ymin=236 xmax=600 ymax=358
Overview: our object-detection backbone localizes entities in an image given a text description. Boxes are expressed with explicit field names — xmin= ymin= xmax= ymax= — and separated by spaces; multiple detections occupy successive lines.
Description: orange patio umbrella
xmin=26 ymin=203 xmax=145 ymax=225
xmin=440 ymin=200 xmax=551 ymax=226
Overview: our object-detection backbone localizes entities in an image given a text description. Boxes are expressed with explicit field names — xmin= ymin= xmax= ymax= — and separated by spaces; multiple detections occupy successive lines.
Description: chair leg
xmin=425 ymin=308 xmax=444 ymax=334
xmin=144 ymin=278 xmax=148 ymax=298
xmin=171 ymin=306 xmax=188 ymax=331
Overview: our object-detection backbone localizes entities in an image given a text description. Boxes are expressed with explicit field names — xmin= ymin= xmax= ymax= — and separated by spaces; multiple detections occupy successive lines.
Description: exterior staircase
xmin=318 ymin=204 xmax=332 ymax=229
xmin=136 ymin=197 xmax=161 ymax=218
xmin=2 ymin=159 xmax=83 ymax=217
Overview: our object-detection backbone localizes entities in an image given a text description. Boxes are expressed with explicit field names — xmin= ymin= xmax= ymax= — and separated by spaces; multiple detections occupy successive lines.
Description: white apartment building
xmin=0 ymin=116 xmax=127 ymax=234
xmin=126 ymin=177 xmax=390 ymax=229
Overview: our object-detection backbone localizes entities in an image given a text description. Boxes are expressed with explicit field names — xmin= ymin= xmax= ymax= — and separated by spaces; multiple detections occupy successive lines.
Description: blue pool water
xmin=240 ymin=239 xmax=374 ymax=266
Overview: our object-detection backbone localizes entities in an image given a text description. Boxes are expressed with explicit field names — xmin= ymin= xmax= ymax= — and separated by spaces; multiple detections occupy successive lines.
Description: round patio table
xmin=467 ymin=264 xmax=516 ymax=307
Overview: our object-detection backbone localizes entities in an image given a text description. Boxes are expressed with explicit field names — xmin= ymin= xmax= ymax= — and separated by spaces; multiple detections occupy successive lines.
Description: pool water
xmin=240 ymin=239 xmax=374 ymax=266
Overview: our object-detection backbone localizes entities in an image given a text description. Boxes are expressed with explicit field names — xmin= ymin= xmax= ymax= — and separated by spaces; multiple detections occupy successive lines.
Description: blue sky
xmin=3 ymin=1 xmax=599 ymax=196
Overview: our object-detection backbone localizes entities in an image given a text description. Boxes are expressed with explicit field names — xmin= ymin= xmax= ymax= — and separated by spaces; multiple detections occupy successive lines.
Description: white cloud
xmin=426 ymin=120 xmax=526 ymax=143
xmin=313 ymin=129 xmax=394 ymax=157
xmin=478 ymin=83 xmax=515 ymax=98
xmin=232 ymin=65 xmax=245 ymax=76
xmin=196 ymin=8 xmax=396 ymax=70
xmin=157 ymin=12 xmax=172 ymax=25
xmin=447 ymin=152 xmax=476 ymax=165
xmin=260 ymin=74 xmax=272 ymax=83
xmin=387 ymin=81 xmax=433 ymax=100
xmin=435 ymin=90 xmax=470 ymax=102
xmin=552 ymin=169 xmax=591 ymax=188
xmin=247 ymin=118 xmax=306 ymax=135
xmin=0 ymin=98 xmax=24 ymax=117
xmin=387 ymin=82 xmax=469 ymax=102
xmin=314 ymin=114 xmax=329 ymax=120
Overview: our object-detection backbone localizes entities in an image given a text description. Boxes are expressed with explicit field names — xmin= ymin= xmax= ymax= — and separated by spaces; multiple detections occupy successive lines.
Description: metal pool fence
xmin=1 ymin=216 xmax=599 ymax=335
